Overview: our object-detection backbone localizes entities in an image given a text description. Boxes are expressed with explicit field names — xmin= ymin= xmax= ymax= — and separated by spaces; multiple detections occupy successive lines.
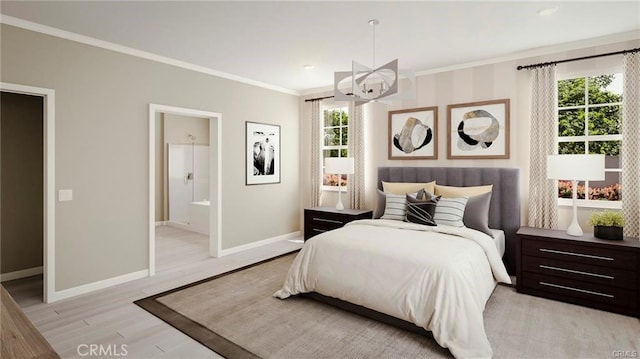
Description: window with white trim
xmin=557 ymin=73 xmax=622 ymax=206
xmin=321 ymin=106 xmax=348 ymax=189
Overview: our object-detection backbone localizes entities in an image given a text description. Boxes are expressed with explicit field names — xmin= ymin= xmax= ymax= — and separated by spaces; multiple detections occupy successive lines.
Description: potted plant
xmin=588 ymin=211 xmax=624 ymax=240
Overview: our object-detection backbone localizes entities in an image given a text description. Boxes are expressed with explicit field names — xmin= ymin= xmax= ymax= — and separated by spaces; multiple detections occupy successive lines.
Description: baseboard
xmin=155 ymin=221 xmax=167 ymax=226
xmin=166 ymin=221 xmax=190 ymax=231
xmin=48 ymin=269 xmax=149 ymax=302
xmin=220 ymin=231 xmax=301 ymax=256
xmin=0 ymin=266 xmax=43 ymax=282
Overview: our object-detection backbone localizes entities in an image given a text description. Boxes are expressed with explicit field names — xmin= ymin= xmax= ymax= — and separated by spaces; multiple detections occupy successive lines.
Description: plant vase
xmin=594 ymin=225 xmax=623 ymax=240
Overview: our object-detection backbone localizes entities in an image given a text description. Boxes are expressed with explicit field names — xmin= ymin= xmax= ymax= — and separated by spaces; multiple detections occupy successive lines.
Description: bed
xmin=275 ymin=167 xmax=520 ymax=359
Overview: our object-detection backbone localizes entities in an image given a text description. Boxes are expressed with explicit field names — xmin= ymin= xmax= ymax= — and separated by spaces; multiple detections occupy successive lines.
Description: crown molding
xmin=415 ymin=30 xmax=640 ymax=77
xmin=0 ymin=15 xmax=300 ymax=97
xmin=300 ymin=30 xmax=640 ymax=96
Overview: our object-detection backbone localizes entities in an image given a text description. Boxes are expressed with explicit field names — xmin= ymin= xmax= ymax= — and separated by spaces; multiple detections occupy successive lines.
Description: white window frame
xmin=556 ymin=72 xmax=622 ymax=209
xmin=321 ymin=104 xmax=349 ymax=192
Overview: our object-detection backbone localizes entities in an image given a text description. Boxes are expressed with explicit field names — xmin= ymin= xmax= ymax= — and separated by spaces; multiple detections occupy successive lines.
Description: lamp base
xmin=566 ymin=180 xmax=583 ymax=237
xmin=335 ymin=182 xmax=345 ymax=211
xmin=566 ymin=222 xmax=583 ymax=236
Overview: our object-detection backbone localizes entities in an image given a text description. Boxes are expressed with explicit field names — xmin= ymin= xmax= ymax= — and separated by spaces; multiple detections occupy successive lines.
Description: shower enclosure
xmin=168 ymin=144 xmax=209 ymax=232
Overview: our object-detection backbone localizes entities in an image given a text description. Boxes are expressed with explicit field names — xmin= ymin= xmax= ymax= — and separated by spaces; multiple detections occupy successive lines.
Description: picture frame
xmin=246 ymin=121 xmax=281 ymax=185
xmin=388 ymin=106 xmax=438 ymax=160
xmin=447 ymin=99 xmax=510 ymax=159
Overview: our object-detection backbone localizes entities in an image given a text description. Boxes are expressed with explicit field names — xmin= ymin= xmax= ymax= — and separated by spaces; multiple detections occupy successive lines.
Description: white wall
xmin=1 ymin=24 xmax=300 ymax=291
xmin=300 ymin=38 xmax=639 ymax=233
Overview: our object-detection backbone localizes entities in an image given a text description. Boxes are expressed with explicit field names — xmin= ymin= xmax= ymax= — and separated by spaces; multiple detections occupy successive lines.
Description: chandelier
xmin=334 ymin=19 xmax=415 ymax=106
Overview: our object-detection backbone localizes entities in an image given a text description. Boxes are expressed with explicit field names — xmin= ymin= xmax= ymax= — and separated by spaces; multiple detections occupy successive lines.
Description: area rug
xmin=135 ymin=252 xmax=640 ymax=359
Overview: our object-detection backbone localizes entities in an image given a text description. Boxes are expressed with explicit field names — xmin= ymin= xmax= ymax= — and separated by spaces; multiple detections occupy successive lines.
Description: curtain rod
xmin=304 ymin=95 xmax=334 ymax=102
xmin=517 ymin=47 xmax=640 ymax=70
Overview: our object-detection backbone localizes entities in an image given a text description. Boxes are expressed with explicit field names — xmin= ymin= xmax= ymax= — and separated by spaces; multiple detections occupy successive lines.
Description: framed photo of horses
xmin=447 ymin=99 xmax=510 ymax=159
xmin=246 ymin=121 xmax=281 ymax=185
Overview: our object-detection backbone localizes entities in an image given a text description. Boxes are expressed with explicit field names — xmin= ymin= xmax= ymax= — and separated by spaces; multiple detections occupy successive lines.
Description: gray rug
xmin=136 ymin=252 xmax=640 ymax=359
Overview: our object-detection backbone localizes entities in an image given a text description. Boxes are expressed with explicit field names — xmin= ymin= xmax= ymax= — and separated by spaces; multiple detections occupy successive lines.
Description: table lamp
xmin=547 ymin=154 xmax=605 ymax=236
xmin=324 ymin=157 xmax=354 ymax=210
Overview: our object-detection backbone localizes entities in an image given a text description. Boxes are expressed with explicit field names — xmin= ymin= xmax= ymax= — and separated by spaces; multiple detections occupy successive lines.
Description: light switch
xmin=58 ymin=189 xmax=73 ymax=202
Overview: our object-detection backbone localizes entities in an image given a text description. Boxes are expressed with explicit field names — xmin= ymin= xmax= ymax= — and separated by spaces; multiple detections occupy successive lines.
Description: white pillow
xmin=380 ymin=193 xmax=407 ymax=221
xmin=434 ymin=197 xmax=469 ymax=227
xmin=380 ymin=191 xmax=422 ymax=221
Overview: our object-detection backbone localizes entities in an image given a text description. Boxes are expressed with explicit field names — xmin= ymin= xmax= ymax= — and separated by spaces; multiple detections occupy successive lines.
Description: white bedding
xmin=274 ymin=219 xmax=511 ymax=359
xmin=490 ymin=229 xmax=505 ymax=257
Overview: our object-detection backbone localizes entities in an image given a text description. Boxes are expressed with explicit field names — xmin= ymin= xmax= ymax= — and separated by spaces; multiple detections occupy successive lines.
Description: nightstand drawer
xmin=522 ymin=255 xmax=637 ymax=289
xmin=521 ymin=272 xmax=638 ymax=312
xmin=522 ymin=238 xmax=637 ymax=270
xmin=304 ymin=207 xmax=373 ymax=241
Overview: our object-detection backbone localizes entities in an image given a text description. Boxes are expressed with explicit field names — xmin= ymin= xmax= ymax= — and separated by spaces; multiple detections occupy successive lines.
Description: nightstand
xmin=304 ymin=207 xmax=373 ymax=241
xmin=516 ymin=227 xmax=640 ymax=317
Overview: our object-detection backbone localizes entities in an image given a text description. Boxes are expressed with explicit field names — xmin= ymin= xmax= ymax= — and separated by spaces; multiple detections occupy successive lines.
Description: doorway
xmin=148 ymin=104 xmax=221 ymax=276
xmin=0 ymin=83 xmax=55 ymax=303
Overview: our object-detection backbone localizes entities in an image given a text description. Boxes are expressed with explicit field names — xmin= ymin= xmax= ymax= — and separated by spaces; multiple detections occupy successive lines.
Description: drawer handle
xmin=539 ymin=281 xmax=614 ymax=298
xmin=312 ymin=229 xmax=327 ymax=233
xmin=313 ymin=217 xmax=343 ymax=224
xmin=539 ymin=248 xmax=614 ymax=261
xmin=539 ymin=265 xmax=614 ymax=280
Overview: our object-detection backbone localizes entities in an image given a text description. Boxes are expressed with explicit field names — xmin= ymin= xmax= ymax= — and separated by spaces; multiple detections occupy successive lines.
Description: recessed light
xmin=538 ymin=7 xmax=558 ymax=16
xmin=303 ymin=64 xmax=315 ymax=70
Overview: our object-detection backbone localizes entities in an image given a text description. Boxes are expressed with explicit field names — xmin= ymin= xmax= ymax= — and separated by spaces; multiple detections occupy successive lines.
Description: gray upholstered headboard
xmin=377 ymin=167 xmax=520 ymax=274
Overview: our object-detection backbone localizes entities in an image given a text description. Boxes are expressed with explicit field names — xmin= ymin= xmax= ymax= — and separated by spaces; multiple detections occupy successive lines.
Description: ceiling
xmin=1 ymin=1 xmax=639 ymax=94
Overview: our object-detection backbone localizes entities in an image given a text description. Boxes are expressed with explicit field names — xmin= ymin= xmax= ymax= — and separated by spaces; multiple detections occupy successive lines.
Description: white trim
xmin=219 ymin=231 xmax=301 ymax=256
xmin=300 ymin=30 xmax=640 ymax=96
xmin=148 ymin=104 xmax=222 ymax=277
xmin=0 ymin=15 xmax=299 ymax=97
xmin=49 ymin=269 xmax=148 ymax=302
xmin=155 ymin=221 xmax=167 ymax=226
xmin=0 ymin=82 xmax=55 ymax=304
xmin=0 ymin=266 xmax=43 ymax=282
xmin=558 ymin=198 xmax=622 ymax=209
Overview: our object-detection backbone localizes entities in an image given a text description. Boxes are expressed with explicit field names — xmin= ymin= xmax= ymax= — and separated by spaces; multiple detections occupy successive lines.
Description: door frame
xmin=148 ymin=104 xmax=222 ymax=275
xmin=1 ymin=82 xmax=56 ymax=303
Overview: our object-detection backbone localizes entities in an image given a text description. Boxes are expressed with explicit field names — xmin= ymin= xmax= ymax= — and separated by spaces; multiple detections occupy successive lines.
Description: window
xmin=322 ymin=106 xmax=348 ymax=188
xmin=557 ymin=73 xmax=622 ymax=206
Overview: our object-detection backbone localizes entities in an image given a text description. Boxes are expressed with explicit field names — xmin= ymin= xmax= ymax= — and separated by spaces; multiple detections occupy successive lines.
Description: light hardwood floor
xmin=3 ymin=226 xmax=303 ymax=358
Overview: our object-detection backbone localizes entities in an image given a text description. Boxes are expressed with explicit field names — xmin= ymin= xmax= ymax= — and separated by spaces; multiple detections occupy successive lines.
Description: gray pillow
xmin=463 ymin=191 xmax=493 ymax=237
xmin=375 ymin=188 xmax=428 ymax=219
xmin=374 ymin=189 xmax=386 ymax=219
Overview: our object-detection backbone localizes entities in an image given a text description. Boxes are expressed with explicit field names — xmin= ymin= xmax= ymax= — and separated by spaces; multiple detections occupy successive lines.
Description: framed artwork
xmin=447 ymin=99 xmax=510 ymax=159
xmin=388 ymin=106 xmax=438 ymax=160
xmin=246 ymin=121 xmax=281 ymax=185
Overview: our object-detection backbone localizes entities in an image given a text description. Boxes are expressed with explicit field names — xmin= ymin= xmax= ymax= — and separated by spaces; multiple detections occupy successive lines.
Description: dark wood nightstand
xmin=516 ymin=227 xmax=640 ymax=317
xmin=304 ymin=207 xmax=373 ymax=241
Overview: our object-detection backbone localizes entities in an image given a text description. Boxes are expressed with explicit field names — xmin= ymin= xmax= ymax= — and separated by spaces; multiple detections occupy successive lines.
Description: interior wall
xmin=300 ymin=38 xmax=639 ymax=233
xmin=154 ymin=112 xmax=210 ymax=222
xmin=0 ymin=91 xmax=44 ymax=274
xmin=1 ymin=24 xmax=300 ymax=291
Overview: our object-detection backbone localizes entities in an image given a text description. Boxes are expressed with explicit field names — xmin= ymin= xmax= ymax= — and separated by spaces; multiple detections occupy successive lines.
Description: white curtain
xmin=528 ymin=65 xmax=559 ymax=229
xmin=310 ymin=100 xmax=322 ymax=207
xmin=348 ymin=102 xmax=365 ymax=209
xmin=622 ymin=51 xmax=640 ymax=238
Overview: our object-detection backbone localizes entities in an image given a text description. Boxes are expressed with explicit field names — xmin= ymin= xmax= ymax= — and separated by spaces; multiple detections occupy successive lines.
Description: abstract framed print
xmin=388 ymin=106 xmax=438 ymax=160
xmin=447 ymin=99 xmax=510 ymax=159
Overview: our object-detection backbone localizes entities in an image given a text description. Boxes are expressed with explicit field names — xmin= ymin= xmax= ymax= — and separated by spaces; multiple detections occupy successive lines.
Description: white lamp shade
xmin=547 ymin=154 xmax=605 ymax=181
xmin=325 ymin=157 xmax=355 ymax=174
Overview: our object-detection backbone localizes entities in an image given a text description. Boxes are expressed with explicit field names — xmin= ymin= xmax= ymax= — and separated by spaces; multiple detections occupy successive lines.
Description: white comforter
xmin=274 ymin=219 xmax=511 ymax=359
